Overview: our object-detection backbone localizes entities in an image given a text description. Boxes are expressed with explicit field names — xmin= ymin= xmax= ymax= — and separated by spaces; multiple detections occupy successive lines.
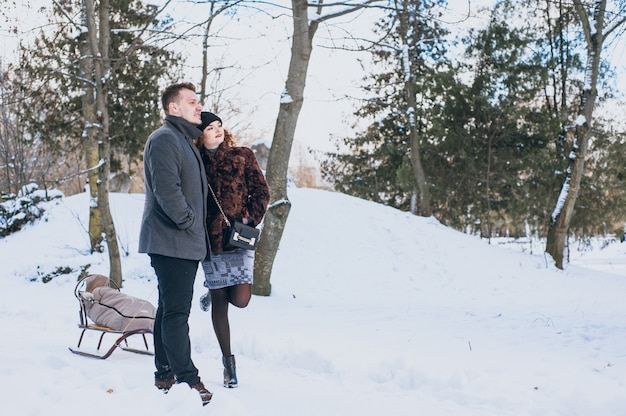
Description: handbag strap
xmin=207 ymin=183 xmax=232 ymax=228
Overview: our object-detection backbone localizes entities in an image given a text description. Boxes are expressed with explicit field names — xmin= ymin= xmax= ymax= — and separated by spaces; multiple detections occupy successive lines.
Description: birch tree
xmin=80 ymin=0 xmax=123 ymax=286
xmin=16 ymin=0 xmax=179 ymax=286
xmin=396 ymin=0 xmax=434 ymax=216
xmin=253 ymin=0 xmax=383 ymax=295
xmin=197 ymin=0 xmax=243 ymax=106
xmin=320 ymin=0 xmax=450 ymax=217
xmin=545 ymin=0 xmax=626 ymax=268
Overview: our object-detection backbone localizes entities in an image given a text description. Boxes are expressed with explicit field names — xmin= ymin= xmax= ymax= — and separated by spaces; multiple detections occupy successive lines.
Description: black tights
xmin=211 ymin=283 xmax=251 ymax=357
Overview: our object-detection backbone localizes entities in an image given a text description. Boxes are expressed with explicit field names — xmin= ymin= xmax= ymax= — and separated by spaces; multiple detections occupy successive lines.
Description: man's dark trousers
xmin=150 ymin=254 xmax=201 ymax=386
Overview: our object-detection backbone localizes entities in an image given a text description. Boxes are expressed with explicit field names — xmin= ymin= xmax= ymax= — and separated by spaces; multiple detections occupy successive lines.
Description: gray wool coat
xmin=138 ymin=115 xmax=210 ymax=261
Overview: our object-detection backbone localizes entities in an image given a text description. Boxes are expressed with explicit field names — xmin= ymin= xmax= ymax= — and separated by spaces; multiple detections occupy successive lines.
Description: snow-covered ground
xmin=1 ymin=188 xmax=624 ymax=415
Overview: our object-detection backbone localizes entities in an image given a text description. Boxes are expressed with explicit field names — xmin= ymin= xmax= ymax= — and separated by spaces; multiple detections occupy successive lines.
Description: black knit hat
xmin=199 ymin=111 xmax=222 ymax=132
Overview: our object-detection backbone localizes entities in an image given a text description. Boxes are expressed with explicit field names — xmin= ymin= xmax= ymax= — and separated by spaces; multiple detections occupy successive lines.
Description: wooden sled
xmin=69 ymin=274 xmax=154 ymax=360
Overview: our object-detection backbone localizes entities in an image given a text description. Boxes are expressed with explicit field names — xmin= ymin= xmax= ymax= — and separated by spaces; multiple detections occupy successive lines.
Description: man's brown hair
xmin=161 ymin=82 xmax=197 ymax=114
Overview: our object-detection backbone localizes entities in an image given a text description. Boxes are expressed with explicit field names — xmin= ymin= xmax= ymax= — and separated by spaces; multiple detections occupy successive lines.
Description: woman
xmin=195 ymin=111 xmax=270 ymax=388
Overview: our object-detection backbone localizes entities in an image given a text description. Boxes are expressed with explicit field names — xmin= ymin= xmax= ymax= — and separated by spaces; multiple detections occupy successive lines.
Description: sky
xmin=1 ymin=186 xmax=625 ymax=415
xmin=161 ymin=0 xmax=626 ymax=151
xmin=2 ymin=0 xmax=625 ymax=157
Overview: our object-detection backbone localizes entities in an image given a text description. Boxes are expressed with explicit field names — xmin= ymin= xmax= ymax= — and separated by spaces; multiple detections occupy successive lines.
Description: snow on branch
xmin=269 ymin=198 xmax=292 ymax=209
xmin=407 ymin=106 xmax=415 ymax=128
xmin=550 ymin=177 xmax=571 ymax=223
xmin=280 ymin=88 xmax=293 ymax=104
xmin=401 ymin=44 xmax=410 ymax=82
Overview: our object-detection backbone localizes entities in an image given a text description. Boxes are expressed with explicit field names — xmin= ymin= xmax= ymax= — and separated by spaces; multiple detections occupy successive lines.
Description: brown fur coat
xmin=199 ymin=142 xmax=270 ymax=253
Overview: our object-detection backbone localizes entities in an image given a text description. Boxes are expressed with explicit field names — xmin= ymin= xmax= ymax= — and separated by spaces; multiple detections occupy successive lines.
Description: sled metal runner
xmin=69 ymin=275 xmax=154 ymax=360
xmin=69 ymin=325 xmax=153 ymax=360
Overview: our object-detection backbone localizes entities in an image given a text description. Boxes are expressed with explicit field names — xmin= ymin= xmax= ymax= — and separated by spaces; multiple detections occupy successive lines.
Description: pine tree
xmin=11 ymin=0 xmax=181 ymax=285
xmin=322 ymin=0 xmax=451 ymax=215
xmin=16 ymin=0 xmax=180 ymax=189
xmin=324 ymin=0 xmax=585 ymax=238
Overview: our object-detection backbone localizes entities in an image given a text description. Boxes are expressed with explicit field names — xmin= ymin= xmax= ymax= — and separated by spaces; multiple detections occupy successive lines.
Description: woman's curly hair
xmin=222 ymin=129 xmax=237 ymax=147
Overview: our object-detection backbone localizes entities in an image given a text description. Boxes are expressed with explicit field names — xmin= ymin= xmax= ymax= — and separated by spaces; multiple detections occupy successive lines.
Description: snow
xmin=280 ymin=89 xmax=293 ymax=105
xmin=550 ymin=176 xmax=570 ymax=222
xmin=1 ymin=187 xmax=625 ymax=415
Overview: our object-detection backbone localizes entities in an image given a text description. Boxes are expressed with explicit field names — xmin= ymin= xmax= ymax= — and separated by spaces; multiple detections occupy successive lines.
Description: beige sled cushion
xmin=85 ymin=274 xmax=110 ymax=293
xmin=82 ymin=285 xmax=156 ymax=332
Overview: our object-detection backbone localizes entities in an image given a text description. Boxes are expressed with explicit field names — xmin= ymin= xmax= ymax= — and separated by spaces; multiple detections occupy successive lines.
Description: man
xmin=139 ymin=82 xmax=212 ymax=406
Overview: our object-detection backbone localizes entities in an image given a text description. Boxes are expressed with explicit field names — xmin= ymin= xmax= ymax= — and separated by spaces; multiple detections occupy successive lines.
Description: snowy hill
xmin=0 ymin=187 xmax=625 ymax=415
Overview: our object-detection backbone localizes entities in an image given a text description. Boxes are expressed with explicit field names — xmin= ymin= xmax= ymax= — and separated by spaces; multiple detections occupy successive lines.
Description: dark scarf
xmin=164 ymin=114 xmax=202 ymax=140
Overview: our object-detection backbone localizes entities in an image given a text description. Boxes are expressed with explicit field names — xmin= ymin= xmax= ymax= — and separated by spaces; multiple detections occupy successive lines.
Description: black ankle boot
xmin=199 ymin=289 xmax=211 ymax=312
xmin=222 ymin=355 xmax=238 ymax=388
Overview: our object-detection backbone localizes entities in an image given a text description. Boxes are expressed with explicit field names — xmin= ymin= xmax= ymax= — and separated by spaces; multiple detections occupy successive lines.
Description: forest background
xmin=1 ymin=0 xmax=626 ymax=289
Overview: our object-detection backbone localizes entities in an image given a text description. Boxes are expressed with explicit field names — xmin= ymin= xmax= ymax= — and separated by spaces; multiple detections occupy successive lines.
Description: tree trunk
xmin=253 ymin=0 xmax=378 ymax=294
xmin=84 ymin=0 xmax=122 ymax=286
xmin=253 ymin=0 xmax=314 ymax=295
xmin=78 ymin=23 xmax=104 ymax=254
xmin=403 ymin=57 xmax=431 ymax=217
xmin=545 ymin=0 xmax=604 ymax=269
xmin=398 ymin=1 xmax=431 ymax=217
xmin=199 ymin=6 xmax=216 ymax=105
